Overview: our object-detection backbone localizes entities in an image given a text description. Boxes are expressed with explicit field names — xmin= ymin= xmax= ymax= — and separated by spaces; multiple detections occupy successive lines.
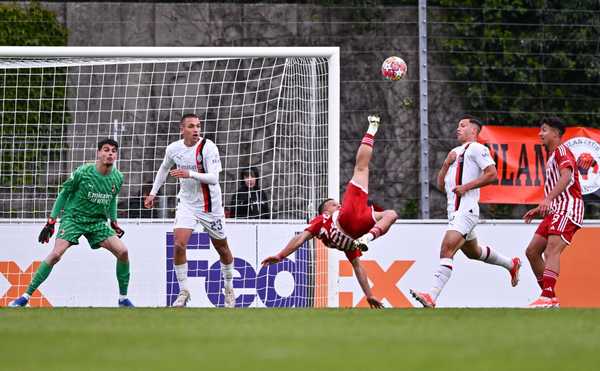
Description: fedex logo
xmin=0 ymin=261 xmax=52 ymax=307
xmin=338 ymin=260 xmax=415 ymax=308
xmin=166 ymin=232 xmax=314 ymax=307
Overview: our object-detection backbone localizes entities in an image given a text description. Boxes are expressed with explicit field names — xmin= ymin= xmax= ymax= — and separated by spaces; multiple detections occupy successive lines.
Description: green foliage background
xmin=431 ymin=0 xmax=600 ymax=126
xmin=0 ymin=2 xmax=68 ymax=192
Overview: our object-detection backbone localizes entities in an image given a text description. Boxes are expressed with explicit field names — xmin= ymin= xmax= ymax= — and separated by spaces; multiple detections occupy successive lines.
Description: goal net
xmin=0 ymin=47 xmax=339 ymax=308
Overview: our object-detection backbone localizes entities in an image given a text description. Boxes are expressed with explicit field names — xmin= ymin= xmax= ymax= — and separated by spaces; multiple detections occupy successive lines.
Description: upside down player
xmin=524 ymin=117 xmax=584 ymax=308
xmin=10 ymin=139 xmax=133 ymax=307
xmin=261 ymin=115 xmax=398 ymax=308
xmin=410 ymin=116 xmax=521 ymax=308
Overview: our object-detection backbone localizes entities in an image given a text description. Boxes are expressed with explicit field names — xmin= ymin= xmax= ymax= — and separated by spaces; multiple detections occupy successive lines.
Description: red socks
xmin=541 ymin=268 xmax=558 ymax=298
xmin=361 ymin=134 xmax=374 ymax=147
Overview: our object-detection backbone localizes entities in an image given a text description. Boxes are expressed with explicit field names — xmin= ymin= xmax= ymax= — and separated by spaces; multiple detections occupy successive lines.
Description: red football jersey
xmin=545 ymin=144 xmax=584 ymax=225
xmin=305 ymin=211 xmax=362 ymax=261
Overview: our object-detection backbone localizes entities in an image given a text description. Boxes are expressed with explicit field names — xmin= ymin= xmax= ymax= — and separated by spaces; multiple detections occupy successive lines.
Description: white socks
xmin=175 ymin=263 xmax=189 ymax=292
xmin=430 ymin=258 xmax=453 ymax=301
xmin=221 ymin=262 xmax=234 ymax=290
xmin=478 ymin=246 xmax=513 ymax=270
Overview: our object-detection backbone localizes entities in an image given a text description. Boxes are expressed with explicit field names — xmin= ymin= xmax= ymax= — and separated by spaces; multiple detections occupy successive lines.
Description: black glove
xmin=110 ymin=221 xmax=125 ymax=238
xmin=38 ymin=218 xmax=56 ymax=243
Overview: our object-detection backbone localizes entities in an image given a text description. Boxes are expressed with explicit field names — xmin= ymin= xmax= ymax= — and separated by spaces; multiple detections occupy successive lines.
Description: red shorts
xmin=535 ymin=212 xmax=581 ymax=245
xmin=337 ymin=181 xmax=376 ymax=239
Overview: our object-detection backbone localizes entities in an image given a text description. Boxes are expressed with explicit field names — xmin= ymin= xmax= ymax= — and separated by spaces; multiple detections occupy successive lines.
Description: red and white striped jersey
xmin=305 ymin=210 xmax=362 ymax=261
xmin=545 ymin=144 xmax=584 ymax=225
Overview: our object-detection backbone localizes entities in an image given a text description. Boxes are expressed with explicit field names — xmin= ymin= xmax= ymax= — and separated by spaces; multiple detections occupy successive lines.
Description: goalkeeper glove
xmin=38 ymin=218 xmax=56 ymax=244
xmin=110 ymin=221 xmax=125 ymax=238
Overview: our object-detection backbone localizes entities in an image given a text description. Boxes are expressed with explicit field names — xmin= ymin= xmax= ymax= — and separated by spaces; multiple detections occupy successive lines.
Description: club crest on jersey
xmin=112 ymin=184 xmax=116 ymax=193
xmin=564 ymin=137 xmax=600 ymax=195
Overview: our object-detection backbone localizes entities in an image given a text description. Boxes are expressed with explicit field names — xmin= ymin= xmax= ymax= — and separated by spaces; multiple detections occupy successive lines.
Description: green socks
xmin=116 ymin=260 xmax=130 ymax=296
xmin=26 ymin=261 xmax=53 ymax=296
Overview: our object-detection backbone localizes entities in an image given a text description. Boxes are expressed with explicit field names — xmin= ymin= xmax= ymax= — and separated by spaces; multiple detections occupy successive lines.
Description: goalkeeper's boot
xmin=509 ymin=257 xmax=521 ymax=287
xmin=118 ymin=298 xmax=135 ymax=308
xmin=172 ymin=289 xmax=191 ymax=308
xmin=8 ymin=295 xmax=29 ymax=307
xmin=528 ymin=296 xmax=556 ymax=308
xmin=409 ymin=289 xmax=436 ymax=308
xmin=224 ymin=287 xmax=235 ymax=308
xmin=352 ymin=235 xmax=371 ymax=252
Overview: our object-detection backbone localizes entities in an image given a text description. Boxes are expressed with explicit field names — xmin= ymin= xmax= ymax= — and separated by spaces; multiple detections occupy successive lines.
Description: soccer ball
xmin=381 ymin=56 xmax=407 ymax=81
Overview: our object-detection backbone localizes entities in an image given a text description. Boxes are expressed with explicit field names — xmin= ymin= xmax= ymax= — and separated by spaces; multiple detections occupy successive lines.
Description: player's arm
xmin=39 ymin=169 xmax=80 ymax=243
xmin=454 ymin=164 xmax=498 ymax=196
xmin=167 ymin=167 xmax=219 ymax=184
xmin=453 ymin=145 xmax=498 ymax=196
xmin=539 ymin=167 xmax=573 ymax=216
xmin=171 ymin=142 xmax=220 ymax=184
xmin=351 ymin=257 xmax=383 ymax=309
xmin=145 ymin=152 xmax=174 ymax=208
xmin=437 ymin=150 xmax=457 ymax=192
xmin=261 ymin=231 xmax=313 ymax=266
xmin=108 ymin=195 xmax=125 ymax=238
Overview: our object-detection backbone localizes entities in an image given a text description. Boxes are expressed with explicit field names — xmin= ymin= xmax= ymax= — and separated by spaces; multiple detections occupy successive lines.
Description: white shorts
xmin=174 ymin=203 xmax=227 ymax=240
xmin=447 ymin=211 xmax=478 ymax=241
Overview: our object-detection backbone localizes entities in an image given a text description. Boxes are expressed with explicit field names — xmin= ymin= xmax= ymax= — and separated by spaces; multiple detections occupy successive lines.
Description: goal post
xmin=0 ymin=46 xmax=340 ymax=222
xmin=0 ymin=46 xmax=340 ymax=308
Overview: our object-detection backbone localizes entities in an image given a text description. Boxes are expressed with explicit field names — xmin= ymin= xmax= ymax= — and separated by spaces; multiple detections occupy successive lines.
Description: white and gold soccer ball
xmin=381 ymin=56 xmax=407 ymax=81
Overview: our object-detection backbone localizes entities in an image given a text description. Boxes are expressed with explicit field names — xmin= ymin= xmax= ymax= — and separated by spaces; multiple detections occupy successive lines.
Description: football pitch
xmin=2 ymin=308 xmax=599 ymax=371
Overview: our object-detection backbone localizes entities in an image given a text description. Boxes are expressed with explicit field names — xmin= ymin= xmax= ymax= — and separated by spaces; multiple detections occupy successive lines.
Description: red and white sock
xmin=362 ymin=226 xmax=384 ymax=243
xmin=477 ymin=246 xmax=513 ymax=270
xmin=430 ymin=258 xmax=453 ymax=301
xmin=541 ymin=268 xmax=559 ymax=298
xmin=361 ymin=133 xmax=374 ymax=147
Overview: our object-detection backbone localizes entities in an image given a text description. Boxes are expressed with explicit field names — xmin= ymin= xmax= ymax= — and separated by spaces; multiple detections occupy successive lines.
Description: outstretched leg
xmin=351 ymin=115 xmax=379 ymax=191
xmin=9 ymin=238 xmax=72 ymax=307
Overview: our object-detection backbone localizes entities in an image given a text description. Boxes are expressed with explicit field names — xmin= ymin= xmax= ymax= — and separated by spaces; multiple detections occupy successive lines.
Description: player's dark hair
xmin=317 ymin=198 xmax=334 ymax=214
xmin=180 ymin=113 xmax=200 ymax=125
xmin=97 ymin=138 xmax=119 ymax=150
xmin=461 ymin=114 xmax=483 ymax=133
xmin=540 ymin=116 xmax=565 ymax=136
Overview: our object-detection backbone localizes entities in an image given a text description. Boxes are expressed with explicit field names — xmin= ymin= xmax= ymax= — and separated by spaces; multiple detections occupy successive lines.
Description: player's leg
xmin=525 ymin=234 xmax=548 ymax=290
xmin=541 ymin=235 xmax=567 ymax=296
xmin=200 ymin=213 xmax=235 ymax=308
xmin=410 ymin=230 xmax=465 ymax=308
xmin=350 ymin=115 xmax=380 ymax=191
xmin=9 ymin=238 xmax=72 ymax=307
xmin=100 ymin=236 xmax=134 ymax=307
xmin=172 ymin=227 xmax=194 ymax=307
xmin=353 ymin=209 xmax=398 ymax=249
xmin=461 ymin=239 xmax=521 ymax=287
xmin=211 ymin=237 xmax=235 ymax=308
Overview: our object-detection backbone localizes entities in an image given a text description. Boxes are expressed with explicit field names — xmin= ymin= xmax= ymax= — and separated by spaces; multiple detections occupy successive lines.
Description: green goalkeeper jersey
xmin=50 ymin=163 xmax=123 ymax=223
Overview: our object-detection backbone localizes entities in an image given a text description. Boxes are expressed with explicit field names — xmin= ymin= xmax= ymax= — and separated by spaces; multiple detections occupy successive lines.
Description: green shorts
xmin=56 ymin=217 xmax=116 ymax=249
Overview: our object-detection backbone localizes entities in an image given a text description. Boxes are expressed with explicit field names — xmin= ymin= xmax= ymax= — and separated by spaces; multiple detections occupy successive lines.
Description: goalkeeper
xmin=9 ymin=139 xmax=134 ymax=307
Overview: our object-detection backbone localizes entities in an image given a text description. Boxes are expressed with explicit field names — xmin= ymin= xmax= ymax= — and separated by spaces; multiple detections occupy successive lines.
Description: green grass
xmin=1 ymin=308 xmax=599 ymax=371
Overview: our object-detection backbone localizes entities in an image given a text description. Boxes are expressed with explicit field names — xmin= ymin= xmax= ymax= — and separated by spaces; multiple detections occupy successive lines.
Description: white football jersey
xmin=155 ymin=138 xmax=224 ymax=215
xmin=444 ymin=141 xmax=495 ymax=217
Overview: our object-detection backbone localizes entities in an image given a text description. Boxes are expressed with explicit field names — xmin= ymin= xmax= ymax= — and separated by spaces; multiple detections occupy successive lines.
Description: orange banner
xmin=478 ymin=126 xmax=600 ymax=204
